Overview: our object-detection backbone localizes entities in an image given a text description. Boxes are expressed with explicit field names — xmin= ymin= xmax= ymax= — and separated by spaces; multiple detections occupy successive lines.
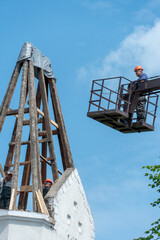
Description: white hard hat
xmin=7 ymin=170 xmax=13 ymax=175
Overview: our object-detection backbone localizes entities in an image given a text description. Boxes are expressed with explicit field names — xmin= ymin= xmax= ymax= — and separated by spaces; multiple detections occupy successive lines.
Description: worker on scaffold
xmin=134 ymin=66 xmax=148 ymax=122
xmin=0 ymin=170 xmax=13 ymax=210
xmin=43 ymin=179 xmax=53 ymax=197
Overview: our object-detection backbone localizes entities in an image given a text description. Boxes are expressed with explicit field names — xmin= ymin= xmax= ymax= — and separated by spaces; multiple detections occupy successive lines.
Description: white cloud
xmin=77 ymin=20 xmax=160 ymax=84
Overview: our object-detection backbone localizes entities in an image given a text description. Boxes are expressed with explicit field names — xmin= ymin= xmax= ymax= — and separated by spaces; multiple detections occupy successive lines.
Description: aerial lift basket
xmin=87 ymin=76 xmax=159 ymax=133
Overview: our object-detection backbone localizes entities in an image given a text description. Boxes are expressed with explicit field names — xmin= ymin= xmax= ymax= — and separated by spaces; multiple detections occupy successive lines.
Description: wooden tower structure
xmin=0 ymin=44 xmax=74 ymax=213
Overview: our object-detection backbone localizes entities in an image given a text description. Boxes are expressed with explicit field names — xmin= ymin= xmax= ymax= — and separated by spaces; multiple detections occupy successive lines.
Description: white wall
xmin=45 ymin=168 xmax=95 ymax=240
xmin=0 ymin=168 xmax=95 ymax=240
xmin=0 ymin=210 xmax=55 ymax=240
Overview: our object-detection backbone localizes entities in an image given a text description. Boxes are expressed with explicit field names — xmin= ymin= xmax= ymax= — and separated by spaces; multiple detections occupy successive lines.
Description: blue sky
xmin=1 ymin=0 xmax=160 ymax=239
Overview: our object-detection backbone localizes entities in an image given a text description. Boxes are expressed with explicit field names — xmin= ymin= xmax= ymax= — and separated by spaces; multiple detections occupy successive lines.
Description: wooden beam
xmin=48 ymin=78 xmax=74 ymax=169
xmin=11 ymin=61 xmax=28 ymax=210
xmin=9 ymin=138 xmax=50 ymax=146
xmin=40 ymin=155 xmax=62 ymax=175
xmin=28 ymin=60 xmax=42 ymax=211
xmin=36 ymin=107 xmax=59 ymax=128
xmin=38 ymin=129 xmax=58 ymax=137
xmin=7 ymin=108 xmax=29 ymax=116
xmin=18 ymin=82 xmax=41 ymax=210
xmin=20 ymin=185 xmax=32 ymax=192
xmin=40 ymin=154 xmax=51 ymax=166
xmin=7 ymin=81 xmax=29 ymax=209
xmin=5 ymin=158 xmax=62 ymax=176
xmin=5 ymin=161 xmax=31 ymax=167
xmin=35 ymin=189 xmax=49 ymax=216
xmin=4 ymin=119 xmax=18 ymax=173
xmin=23 ymin=117 xmax=44 ymax=126
xmin=38 ymin=69 xmax=59 ymax=181
xmin=0 ymin=163 xmax=5 ymax=177
xmin=26 ymin=99 xmax=58 ymax=128
xmin=9 ymin=189 xmax=15 ymax=210
xmin=41 ymin=78 xmax=48 ymax=183
xmin=0 ymin=62 xmax=21 ymax=133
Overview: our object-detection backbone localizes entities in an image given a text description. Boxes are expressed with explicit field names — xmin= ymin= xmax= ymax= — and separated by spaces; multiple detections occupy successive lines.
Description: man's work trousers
xmin=0 ymin=197 xmax=10 ymax=209
xmin=136 ymin=96 xmax=146 ymax=121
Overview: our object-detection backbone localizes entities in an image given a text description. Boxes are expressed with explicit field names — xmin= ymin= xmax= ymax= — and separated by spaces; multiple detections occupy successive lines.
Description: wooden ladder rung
xmin=6 ymin=158 xmax=63 ymax=175
xmin=23 ymin=118 xmax=44 ymax=126
xmin=40 ymin=155 xmax=62 ymax=175
xmin=7 ymin=108 xmax=29 ymax=116
xmin=9 ymin=138 xmax=51 ymax=146
xmin=38 ymin=129 xmax=58 ymax=137
xmin=40 ymin=154 xmax=51 ymax=166
xmin=36 ymin=107 xmax=59 ymax=129
xmin=20 ymin=185 xmax=32 ymax=192
xmin=5 ymin=160 xmax=31 ymax=168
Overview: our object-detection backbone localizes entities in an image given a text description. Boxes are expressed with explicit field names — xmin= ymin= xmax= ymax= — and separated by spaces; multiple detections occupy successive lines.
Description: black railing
xmin=88 ymin=76 xmax=159 ymax=127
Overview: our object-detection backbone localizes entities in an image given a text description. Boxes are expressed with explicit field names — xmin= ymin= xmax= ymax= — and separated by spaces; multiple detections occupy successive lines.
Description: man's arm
xmin=139 ymin=73 xmax=148 ymax=83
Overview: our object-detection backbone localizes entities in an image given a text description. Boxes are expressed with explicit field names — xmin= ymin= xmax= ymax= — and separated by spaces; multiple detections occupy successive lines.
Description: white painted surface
xmin=46 ymin=168 xmax=95 ymax=240
xmin=0 ymin=168 xmax=95 ymax=240
xmin=0 ymin=210 xmax=55 ymax=240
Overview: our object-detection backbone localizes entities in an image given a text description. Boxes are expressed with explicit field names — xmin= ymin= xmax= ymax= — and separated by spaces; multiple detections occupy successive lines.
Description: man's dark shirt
xmin=43 ymin=186 xmax=50 ymax=197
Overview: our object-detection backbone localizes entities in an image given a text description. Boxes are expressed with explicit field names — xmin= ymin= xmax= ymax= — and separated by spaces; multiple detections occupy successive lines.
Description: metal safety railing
xmin=88 ymin=76 xmax=159 ymax=127
xmin=88 ymin=77 xmax=132 ymax=113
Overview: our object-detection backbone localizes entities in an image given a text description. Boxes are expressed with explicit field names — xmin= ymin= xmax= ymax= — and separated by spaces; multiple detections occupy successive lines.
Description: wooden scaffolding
xmin=0 ymin=59 xmax=74 ymax=213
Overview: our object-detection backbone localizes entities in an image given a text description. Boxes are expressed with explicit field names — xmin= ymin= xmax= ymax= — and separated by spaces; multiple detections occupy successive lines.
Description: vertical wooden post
xmin=38 ymin=70 xmax=59 ymax=181
xmin=41 ymin=79 xmax=48 ymax=183
xmin=0 ymin=63 xmax=21 ymax=133
xmin=48 ymin=78 xmax=74 ymax=170
xmin=18 ymin=83 xmax=41 ymax=210
xmin=18 ymin=141 xmax=31 ymax=209
xmin=4 ymin=120 xmax=17 ymax=173
xmin=28 ymin=61 xmax=41 ymax=211
xmin=0 ymin=163 xmax=5 ymax=178
xmin=11 ymin=61 xmax=28 ymax=210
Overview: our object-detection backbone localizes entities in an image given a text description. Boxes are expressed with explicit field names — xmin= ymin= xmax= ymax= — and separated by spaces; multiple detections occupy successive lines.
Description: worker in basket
xmin=134 ymin=66 xmax=148 ymax=122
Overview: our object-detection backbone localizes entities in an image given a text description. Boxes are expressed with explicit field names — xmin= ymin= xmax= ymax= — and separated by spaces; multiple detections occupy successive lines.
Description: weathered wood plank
xmin=4 ymin=119 xmax=17 ymax=173
xmin=35 ymin=189 xmax=49 ymax=216
xmin=7 ymin=108 xmax=29 ymax=116
xmin=41 ymin=79 xmax=48 ymax=183
xmin=6 ymin=160 xmax=31 ymax=167
xmin=9 ymin=189 xmax=15 ymax=210
xmin=0 ymin=62 xmax=21 ymax=133
xmin=28 ymin=61 xmax=42 ymax=211
xmin=20 ymin=185 xmax=32 ymax=192
xmin=40 ymin=155 xmax=62 ymax=175
xmin=48 ymin=78 xmax=74 ymax=169
xmin=0 ymin=163 xmax=5 ymax=177
xmin=9 ymin=138 xmax=50 ymax=146
xmin=11 ymin=61 xmax=28 ymax=210
xmin=37 ymin=107 xmax=58 ymax=128
xmin=38 ymin=129 xmax=58 ymax=137
xmin=38 ymin=69 xmax=59 ymax=181
xmin=18 ymin=82 xmax=41 ymax=210
xmin=41 ymin=105 xmax=47 ymax=181
xmin=23 ymin=117 xmax=44 ymax=125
